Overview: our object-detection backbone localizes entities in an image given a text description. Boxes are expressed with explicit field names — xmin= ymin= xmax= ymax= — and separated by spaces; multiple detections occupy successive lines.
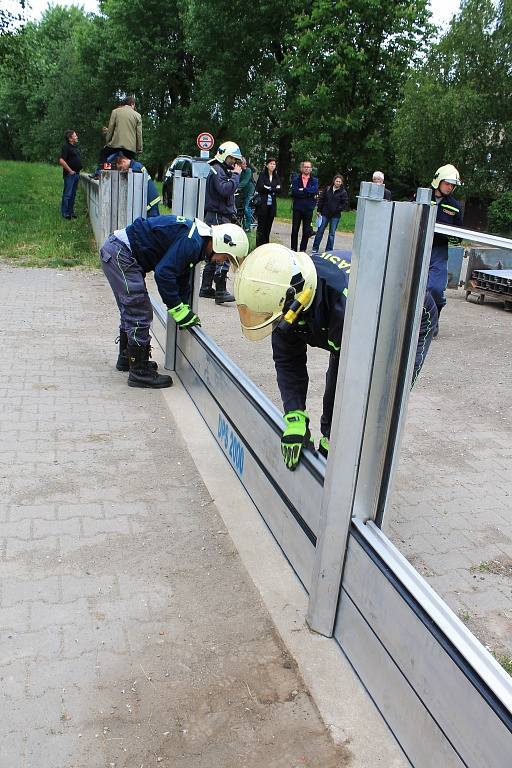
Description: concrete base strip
xmin=159 ymin=364 xmax=408 ymax=767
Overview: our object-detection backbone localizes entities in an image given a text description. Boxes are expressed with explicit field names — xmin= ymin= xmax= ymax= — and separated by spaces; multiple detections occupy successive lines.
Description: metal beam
xmin=435 ymin=223 xmax=512 ymax=251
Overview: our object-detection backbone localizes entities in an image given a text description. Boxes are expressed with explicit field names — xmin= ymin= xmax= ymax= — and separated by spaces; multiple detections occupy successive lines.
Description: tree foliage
xmin=0 ymin=0 xmax=440 ymax=192
xmin=393 ymin=0 xmax=512 ymax=199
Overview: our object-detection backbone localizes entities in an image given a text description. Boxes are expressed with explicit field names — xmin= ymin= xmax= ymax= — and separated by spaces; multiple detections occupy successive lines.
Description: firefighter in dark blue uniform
xmin=107 ymin=152 xmax=161 ymax=217
xmin=234 ymin=244 xmax=438 ymax=470
xmin=429 ymin=164 xmax=463 ymax=323
xmin=200 ymin=141 xmax=243 ymax=303
xmin=100 ymin=216 xmax=248 ymax=389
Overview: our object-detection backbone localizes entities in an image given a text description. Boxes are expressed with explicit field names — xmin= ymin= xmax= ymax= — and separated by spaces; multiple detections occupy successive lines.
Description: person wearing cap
xmin=428 ymin=164 xmax=463 ymax=327
xmin=371 ymin=171 xmax=392 ymax=201
xmin=234 ymin=244 xmax=438 ymax=470
xmin=100 ymin=215 xmax=248 ymax=389
xmin=200 ymin=140 xmax=243 ymax=303
xmin=106 ymin=151 xmax=161 ymax=217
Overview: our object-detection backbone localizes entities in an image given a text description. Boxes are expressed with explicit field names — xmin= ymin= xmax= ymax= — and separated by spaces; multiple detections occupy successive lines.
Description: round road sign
xmin=196 ymin=132 xmax=214 ymax=151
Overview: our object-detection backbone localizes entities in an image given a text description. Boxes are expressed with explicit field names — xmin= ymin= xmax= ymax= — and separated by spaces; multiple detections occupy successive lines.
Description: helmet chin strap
xmin=277 ymin=287 xmax=314 ymax=333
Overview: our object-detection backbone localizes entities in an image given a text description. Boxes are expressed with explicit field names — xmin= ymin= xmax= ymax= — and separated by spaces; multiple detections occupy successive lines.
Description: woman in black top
xmin=255 ymin=157 xmax=281 ymax=247
xmin=312 ymin=173 xmax=349 ymax=253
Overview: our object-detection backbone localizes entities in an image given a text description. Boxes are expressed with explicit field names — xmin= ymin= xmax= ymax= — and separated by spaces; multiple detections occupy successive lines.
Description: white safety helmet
xmin=194 ymin=219 xmax=248 ymax=269
xmin=431 ymin=164 xmax=462 ymax=189
xmin=234 ymin=243 xmax=318 ymax=341
xmin=213 ymin=140 xmax=243 ymax=165
xmin=211 ymin=223 xmax=249 ymax=269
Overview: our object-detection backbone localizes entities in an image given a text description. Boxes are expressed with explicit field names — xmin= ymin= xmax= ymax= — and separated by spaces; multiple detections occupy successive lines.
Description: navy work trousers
xmin=100 ymin=235 xmax=152 ymax=346
xmin=427 ymin=243 xmax=449 ymax=312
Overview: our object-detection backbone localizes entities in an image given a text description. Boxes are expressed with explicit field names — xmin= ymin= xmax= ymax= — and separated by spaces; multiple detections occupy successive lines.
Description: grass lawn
xmin=0 ymin=160 xmax=98 ymax=268
xmin=276 ymin=196 xmax=356 ymax=232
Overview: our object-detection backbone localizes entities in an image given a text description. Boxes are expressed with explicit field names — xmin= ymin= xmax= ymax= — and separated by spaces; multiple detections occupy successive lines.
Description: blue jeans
xmin=243 ymin=197 xmax=254 ymax=230
xmin=312 ymin=215 xmax=340 ymax=253
xmin=61 ymin=173 xmax=79 ymax=218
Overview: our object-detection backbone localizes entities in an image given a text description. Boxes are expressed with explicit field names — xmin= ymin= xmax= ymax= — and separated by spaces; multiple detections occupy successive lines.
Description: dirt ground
xmin=197 ymin=250 xmax=512 ymax=668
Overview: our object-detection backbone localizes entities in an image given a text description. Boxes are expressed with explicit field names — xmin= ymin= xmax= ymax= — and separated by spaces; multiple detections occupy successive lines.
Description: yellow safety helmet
xmin=234 ymin=243 xmax=317 ymax=341
xmin=213 ymin=140 xmax=243 ymax=164
xmin=431 ymin=164 xmax=462 ymax=189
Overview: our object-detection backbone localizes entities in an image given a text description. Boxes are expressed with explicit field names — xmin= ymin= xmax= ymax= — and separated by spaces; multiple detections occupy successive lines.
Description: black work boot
xmin=116 ymin=332 xmax=157 ymax=371
xmin=199 ymin=262 xmax=216 ymax=298
xmin=127 ymin=345 xmax=172 ymax=389
xmin=214 ymin=274 xmax=235 ymax=304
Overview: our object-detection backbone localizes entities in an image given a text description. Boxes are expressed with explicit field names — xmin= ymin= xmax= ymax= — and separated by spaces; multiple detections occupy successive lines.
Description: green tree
xmin=393 ymin=0 xmax=512 ymax=199
xmin=285 ymin=0 xmax=433 ymax=190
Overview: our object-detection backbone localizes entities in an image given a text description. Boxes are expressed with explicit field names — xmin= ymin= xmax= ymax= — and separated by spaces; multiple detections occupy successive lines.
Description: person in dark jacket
xmin=58 ymin=129 xmax=82 ymax=219
xmin=107 ymin=151 xmax=161 ymax=217
xmin=238 ymin=157 xmax=256 ymax=230
xmin=100 ymin=215 xmax=248 ymax=389
xmin=255 ymin=157 xmax=281 ymax=247
xmin=290 ymin=160 xmax=319 ymax=252
xmin=312 ymin=174 xmax=349 ymax=253
xmin=234 ymin=244 xmax=438 ymax=469
xmin=428 ymin=164 xmax=463 ymax=325
xmin=200 ymin=140 xmax=243 ymax=303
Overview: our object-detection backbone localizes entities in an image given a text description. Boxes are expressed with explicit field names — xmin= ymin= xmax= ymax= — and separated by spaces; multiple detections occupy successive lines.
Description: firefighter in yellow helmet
xmin=429 ymin=164 xmax=463 ymax=330
xmin=234 ymin=243 xmax=438 ymax=470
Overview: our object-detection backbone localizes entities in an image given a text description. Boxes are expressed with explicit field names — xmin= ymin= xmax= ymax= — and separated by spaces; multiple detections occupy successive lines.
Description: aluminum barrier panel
xmin=82 ymin=170 xmax=148 ymax=248
xmin=148 ymin=186 xmax=512 ymax=767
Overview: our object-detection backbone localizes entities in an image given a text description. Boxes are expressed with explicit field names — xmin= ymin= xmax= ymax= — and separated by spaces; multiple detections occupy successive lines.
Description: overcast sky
xmin=18 ymin=0 xmax=461 ymax=29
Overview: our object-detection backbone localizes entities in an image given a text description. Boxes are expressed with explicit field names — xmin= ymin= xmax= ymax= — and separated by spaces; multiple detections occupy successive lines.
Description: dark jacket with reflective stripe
xmin=432 ymin=190 xmax=463 ymax=246
xmin=272 ymin=252 xmax=350 ymax=413
xmin=205 ymin=160 xmax=239 ymax=217
xmin=126 ymin=215 xmax=206 ymax=308
xmin=272 ymin=251 xmax=438 ymax=414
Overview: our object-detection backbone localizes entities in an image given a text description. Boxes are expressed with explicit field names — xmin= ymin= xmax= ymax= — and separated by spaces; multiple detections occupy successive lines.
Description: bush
xmin=487 ymin=192 xmax=512 ymax=236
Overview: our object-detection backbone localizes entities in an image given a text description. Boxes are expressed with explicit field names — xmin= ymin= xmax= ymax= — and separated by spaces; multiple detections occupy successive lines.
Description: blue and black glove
xmin=281 ymin=410 xmax=313 ymax=471
xmin=169 ymin=303 xmax=201 ymax=330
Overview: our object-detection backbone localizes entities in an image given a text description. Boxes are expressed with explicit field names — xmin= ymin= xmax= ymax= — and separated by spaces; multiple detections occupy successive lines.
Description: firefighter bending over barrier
xmin=234 ymin=244 xmax=438 ymax=470
xmin=100 ymin=215 xmax=248 ymax=389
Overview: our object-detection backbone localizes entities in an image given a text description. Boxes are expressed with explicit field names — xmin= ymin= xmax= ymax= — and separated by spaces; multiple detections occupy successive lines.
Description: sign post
xmin=196 ymin=132 xmax=214 ymax=159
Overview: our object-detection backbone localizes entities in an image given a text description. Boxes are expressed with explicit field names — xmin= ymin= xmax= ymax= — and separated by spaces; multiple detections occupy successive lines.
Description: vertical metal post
xmin=183 ymin=177 xmax=199 ymax=219
xmin=126 ymin=171 xmax=134 ymax=223
xmin=164 ymin=315 xmax=177 ymax=371
xmin=172 ymin=170 xmax=184 ymax=216
xmin=197 ymin=177 xmax=207 ymax=219
xmin=110 ymin=171 xmax=119 ymax=233
xmin=306 ymin=185 xmax=435 ymax=637
xmin=99 ymin=171 xmax=111 ymax=242
xmin=140 ymin=169 xmax=147 ymax=219
xmin=118 ymin=171 xmax=128 ymax=228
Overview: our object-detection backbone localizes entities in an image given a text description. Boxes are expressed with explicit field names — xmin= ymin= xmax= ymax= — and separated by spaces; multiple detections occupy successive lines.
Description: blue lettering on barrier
xmin=217 ymin=413 xmax=244 ymax=477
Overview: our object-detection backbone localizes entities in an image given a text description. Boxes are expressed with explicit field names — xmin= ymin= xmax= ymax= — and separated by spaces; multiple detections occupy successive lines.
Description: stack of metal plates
xmin=472 ymin=269 xmax=512 ymax=296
